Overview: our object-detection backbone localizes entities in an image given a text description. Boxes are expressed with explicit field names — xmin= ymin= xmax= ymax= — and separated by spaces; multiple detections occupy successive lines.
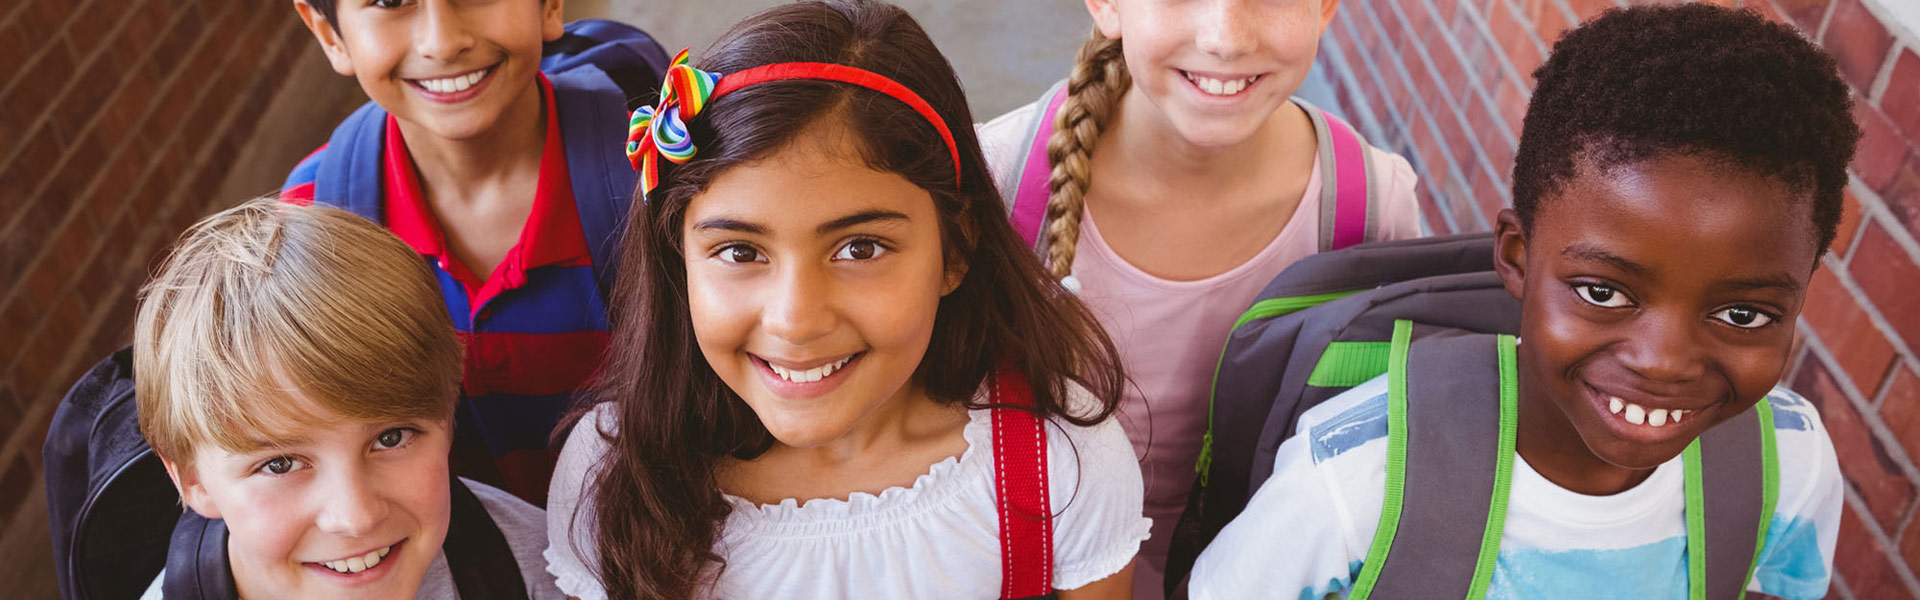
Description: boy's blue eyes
xmin=251 ymin=427 xmax=419 ymax=476
xmin=1570 ymin=284 xmax=1777 ymax=329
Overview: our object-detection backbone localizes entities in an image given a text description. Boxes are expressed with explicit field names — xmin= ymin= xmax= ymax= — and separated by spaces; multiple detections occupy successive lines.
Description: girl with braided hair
xmin=978 ymin=1 xmax=1424 ymax=594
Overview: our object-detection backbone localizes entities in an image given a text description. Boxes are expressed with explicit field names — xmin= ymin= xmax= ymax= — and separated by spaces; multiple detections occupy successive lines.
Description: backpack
xmin=297 ymin=19 xmax=668 ymax=298
xmin=996 ymin=80 xmax=1386 ymax=257
xmin=43 ymin=349 xmax=533 ymax=600
xmin=990 ymin=369 xmax=1058 ymax=600
xmin=1161 ymin=233 xmax=1780 ymax=599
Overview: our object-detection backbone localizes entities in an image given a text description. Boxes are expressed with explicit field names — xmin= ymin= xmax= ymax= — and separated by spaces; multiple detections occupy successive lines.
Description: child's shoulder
xmin=459 ymin=479 xmax=569 ymax=600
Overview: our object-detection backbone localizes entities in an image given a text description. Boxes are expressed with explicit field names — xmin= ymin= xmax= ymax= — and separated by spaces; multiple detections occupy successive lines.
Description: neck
xmin=1097 ymin=85 xmax=1313 ymax=198
xmin=1514 ymin=356 xmax=1656 ymax=495
xmin=772 ymin=382 xmax=954 ymax=468
xmin=393 ymin=77 xmax=548 ymax=208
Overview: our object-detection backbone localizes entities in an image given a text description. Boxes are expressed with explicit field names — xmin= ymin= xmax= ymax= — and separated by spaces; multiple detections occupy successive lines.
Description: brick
xmin=1531 ymin=0 xmax=1571 ymax=50
xmin=0 ymin=456 xmax=29 ymax=526
xmin=11 ymin=0 xmax=68 ymax=43
xmin=1495 ymin=78 xmax=1527 ymax=138
xmin=1417 ymin=183 xmax=1452 ymax=234
xmin=1821 ymin=0 xmax=1891 ymax=93
xmin=0 ymin=21 xmax=35 ymax=91
xmin=1446 ymin=178 xmax=1486 ymax=232
xmin=64 ymin=0 xmax=120 ymax=53
xmin=1852 ymin=222 xmax=1920 ymax=350
xmin=0 ymin=124 xmax=61 ymax=207
xmin=1854 ymin=100 xmax=1911 ymax=192
xmin=1832 ymin=187 xmax=1864 ymax=258
xmin=1567 ymin=0 xmax=1616 ymax=21
xmin=1768 ymin=0 xmax=1832 ymax=33
xmin=1886 ymin=161 xmax=1920 ymax=247
xmin=1471 ymin=165 xmax=1507 ymax=222
xmin=1886 ymin=49 xmax=1920 ymax=143
xmin=1796 ymin=359 xmax=1914 ymax=533
xmin=48 ymin=49 xmax=125 ymax=154
xmin=1803 ymin=267 xmax=1895 ymax=391
xmin=2 ymin=41 xmax=75 ymax=134
xmin=148 ymin=5 xmax=204 ymax=78
xmin=1836 ymin=503 xmax=1918 ymax=600
xmin=1749 ymin=0 xmax=1789 ymax=25
xmin=1881 ymin=366 xmax=1920 ymax=466
xmin=1488 ymin=2 xmax=1543 ymax=82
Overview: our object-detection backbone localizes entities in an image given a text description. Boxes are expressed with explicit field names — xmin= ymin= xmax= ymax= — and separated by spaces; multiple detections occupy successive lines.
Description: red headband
xmin=627 ymin=50 xmax=964 ymax=201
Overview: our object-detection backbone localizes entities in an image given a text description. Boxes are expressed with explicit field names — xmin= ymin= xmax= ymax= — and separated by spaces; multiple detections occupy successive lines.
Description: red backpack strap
xmin=1309 ymin=103 xmax=1379 ymax=251
xmin=1010 ymin=83 xmax=1070 ymax=253
xmin=991 ymin=369 xmax=1053 ymax=599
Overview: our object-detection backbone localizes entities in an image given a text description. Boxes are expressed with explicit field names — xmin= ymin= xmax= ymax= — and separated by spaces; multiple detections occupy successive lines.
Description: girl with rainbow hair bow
xmin=546 ymin=1 xmax=1149 ymax=599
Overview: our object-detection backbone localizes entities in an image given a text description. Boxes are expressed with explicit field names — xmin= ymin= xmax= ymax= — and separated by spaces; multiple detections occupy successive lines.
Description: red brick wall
xmin=1315 ymin=0 xmax=1920 ymax=597
xmin=0 ymin=0 xmax=325 ymax=590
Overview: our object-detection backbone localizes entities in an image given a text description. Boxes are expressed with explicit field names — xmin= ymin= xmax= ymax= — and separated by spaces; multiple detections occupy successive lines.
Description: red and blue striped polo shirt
xmin=284 ymin=77 xmax=610 ymax=506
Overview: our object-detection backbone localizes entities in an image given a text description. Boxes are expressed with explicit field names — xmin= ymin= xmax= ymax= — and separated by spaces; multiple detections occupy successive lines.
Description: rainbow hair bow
xmin=625 ymin=48 xmax=963 ymax=204
xmin=627 ymin=49 xmax=722 ymax=199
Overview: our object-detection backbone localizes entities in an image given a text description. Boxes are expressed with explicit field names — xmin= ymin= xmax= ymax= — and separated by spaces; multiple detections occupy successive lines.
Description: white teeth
xmin=420 ymin=68 xmax=487 ymax=94
xmin=769 ymin=355 xmax=854 ymax=383
xmin=1183 ymin=72 xmax=1258 ymax=96
xmin=1611 ymin=398 xmax=1688 ymax=428
xmin=322 ymin=545 xmax=391 ymax=574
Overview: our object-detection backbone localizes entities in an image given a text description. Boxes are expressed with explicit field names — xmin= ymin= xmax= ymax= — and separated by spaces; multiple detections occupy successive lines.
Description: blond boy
xmin=134 ymin=197 xmax=563 ymax=598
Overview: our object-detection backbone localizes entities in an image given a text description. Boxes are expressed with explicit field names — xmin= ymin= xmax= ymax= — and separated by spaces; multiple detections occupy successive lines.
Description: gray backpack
xmin=1165 ymin=233 xmax=1781 ymax=600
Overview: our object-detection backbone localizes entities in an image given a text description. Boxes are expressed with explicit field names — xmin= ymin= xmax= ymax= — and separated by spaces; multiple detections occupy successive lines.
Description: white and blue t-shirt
xmin=1190 ymin=375 xmax=1842 ymax=600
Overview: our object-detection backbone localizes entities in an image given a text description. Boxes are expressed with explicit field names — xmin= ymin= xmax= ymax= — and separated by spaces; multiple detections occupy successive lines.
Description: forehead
xmin=684 ymin=130 xmax=937 ymax=231
xmin=1533 ymin=153 xmax=1820 ymax=276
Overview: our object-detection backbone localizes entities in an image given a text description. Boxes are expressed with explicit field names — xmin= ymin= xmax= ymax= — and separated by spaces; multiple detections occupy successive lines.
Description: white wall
xmin=565 ymin=0 xmax=1092 ymax=119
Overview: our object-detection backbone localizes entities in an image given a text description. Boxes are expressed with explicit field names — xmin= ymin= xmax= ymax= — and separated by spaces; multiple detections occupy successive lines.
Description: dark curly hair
xmin=1512 ymin=3 xmax=1860 ymax=256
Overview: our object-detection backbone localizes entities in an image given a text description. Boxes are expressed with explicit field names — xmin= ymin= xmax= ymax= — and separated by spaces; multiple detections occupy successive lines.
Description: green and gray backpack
xmin=1163 ymin=233 xmax=1781 ymax=600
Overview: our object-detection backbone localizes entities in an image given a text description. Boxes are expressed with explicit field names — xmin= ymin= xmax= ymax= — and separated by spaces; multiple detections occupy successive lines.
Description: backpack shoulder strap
xmin=311 ymin=100 xmax=391 ymax=222
xmin=992 ymin=369 xmax=1056 ymax=600
xmin=444 ymin=478 xmax=531 ymax=600
xmin=163 ymin=512 xmax=238 ymax=600
xmin=549 ymin=68 xmax=637 ymax=300
xmin=1687 ymin=399 xmax=1776 ymax=600
xmin=1006 ymin=81 xmax=1070 ymax=256
xmin=1300 ymin=100 xmax=1379 ymax=252
xmin=1352 ymin=322 xmax=1518 ymax=600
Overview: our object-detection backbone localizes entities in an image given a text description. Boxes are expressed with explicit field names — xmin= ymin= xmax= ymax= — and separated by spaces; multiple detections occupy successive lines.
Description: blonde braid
xmin=1043 ymin=29 xmax=1131 ymax=281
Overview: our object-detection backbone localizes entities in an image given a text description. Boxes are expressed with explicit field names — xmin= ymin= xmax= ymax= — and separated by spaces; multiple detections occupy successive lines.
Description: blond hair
xmin=1043 ymin=29 xmax=1131 ymax=279
xmin=133 ymin=196 xmax=462 ymax=466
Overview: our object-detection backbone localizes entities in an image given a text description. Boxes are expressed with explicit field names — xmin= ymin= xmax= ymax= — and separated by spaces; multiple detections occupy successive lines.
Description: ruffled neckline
xmin=719 ymin=407 xmax=995 ymax=536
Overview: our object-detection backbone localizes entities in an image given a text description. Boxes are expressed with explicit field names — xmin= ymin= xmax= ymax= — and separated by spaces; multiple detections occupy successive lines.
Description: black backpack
xmin=44 ymin=349 xmax=533 ymax=600
xmin=1163 ymin=233 xmax=1780 ymax=599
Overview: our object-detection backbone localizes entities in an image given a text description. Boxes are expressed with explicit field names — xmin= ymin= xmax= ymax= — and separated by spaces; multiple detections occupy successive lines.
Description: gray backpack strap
xmin=1690 ymin=400 xmax=1778 ymax=600
xmin=1352 ymin=323 xmax=1518 ymax=599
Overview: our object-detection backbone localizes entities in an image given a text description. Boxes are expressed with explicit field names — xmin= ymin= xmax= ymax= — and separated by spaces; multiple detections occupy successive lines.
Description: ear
xmin=1085 ymin=0 xmax=1122 ymax=39
xmin=941 ymin=260 xmax=969 ymax=296
xmin=1493 ymin=208 xmax=1529 ymax=302
xmin=293 ymin=0 xmax=356 ymax=76
xmin=1318 ymin=0 xmax=1343 ymax=29
xmin=162 ymin=456 xmax=222 ymax=520
xmin=541 ymin=0 xmax=567 ymax=43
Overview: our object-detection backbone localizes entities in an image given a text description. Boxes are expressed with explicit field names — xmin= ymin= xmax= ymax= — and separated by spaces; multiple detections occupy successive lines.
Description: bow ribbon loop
xmin=627 ymin=48 xmax=723 ymax=199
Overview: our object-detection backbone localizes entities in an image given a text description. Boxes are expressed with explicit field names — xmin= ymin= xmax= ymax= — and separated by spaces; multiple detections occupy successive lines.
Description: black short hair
xmin=1512 ymin=4 xmax=1860 ymax=256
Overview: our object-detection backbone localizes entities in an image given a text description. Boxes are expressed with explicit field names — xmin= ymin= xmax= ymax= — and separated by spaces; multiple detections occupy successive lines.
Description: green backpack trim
xmin=1197 ymin=289 xmax=1368 ymax=485
xmin=1306 ymin=342 xmax=1393 ymax=387
xmin=1350 ymin=322 xmax=1782 ymax=600
xmin=1684 ymin=400 xmax=1780 ymax=600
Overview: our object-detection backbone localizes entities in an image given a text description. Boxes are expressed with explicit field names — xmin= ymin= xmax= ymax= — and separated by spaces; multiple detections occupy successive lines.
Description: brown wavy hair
xmin=578 ymin=1 xmax=1126 ymax=597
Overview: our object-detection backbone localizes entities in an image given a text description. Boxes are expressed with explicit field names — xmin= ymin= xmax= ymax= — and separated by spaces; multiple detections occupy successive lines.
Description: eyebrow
xmin=1561 ymin=244 xmax=1652 ymax=278
xmin=815 ymin=209 xmax=910 ymax=235
xmin=1714 ymin=273 xmax=1803 ymax=293
xmin=690 ymin=210 xmax=912 ymax=237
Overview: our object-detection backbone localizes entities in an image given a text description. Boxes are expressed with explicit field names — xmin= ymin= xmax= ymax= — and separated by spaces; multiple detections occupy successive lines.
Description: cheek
xmin=684 ymin=265 xmax=755 ymax=357
xmin=1522 ymin=282 xmax=1608 ymax=374
xmin=218 ymin=486 xmax=311 ymax=565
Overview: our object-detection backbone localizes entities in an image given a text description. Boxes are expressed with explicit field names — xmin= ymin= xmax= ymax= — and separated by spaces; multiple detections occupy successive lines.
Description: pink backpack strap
xmin=1308 ymin=102 xmax=1380 ymax=251
xmin=1010 ymin=83 xmax=1071 ymax=252
xmin=991 ymin=369 xmax=1054 ymax=599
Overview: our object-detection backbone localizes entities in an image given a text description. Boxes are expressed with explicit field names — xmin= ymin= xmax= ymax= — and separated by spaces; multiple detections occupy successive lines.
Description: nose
xmin=1195 ymin=0 xmax=1256 ymax=60
xmin=315 ymin=468 xmax=389 ymax=538
xmin=415 ymin=0 xmax=475 ymax=62
xmin=761 ymin=263 xmax=838 ymax=347
xmin=1618 ymin=308 xmax=1709 ymax=384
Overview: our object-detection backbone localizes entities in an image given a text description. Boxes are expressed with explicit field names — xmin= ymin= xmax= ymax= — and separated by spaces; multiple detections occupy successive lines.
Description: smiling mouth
xmin=1182 ymin=70 xmax=1262 ymax=96
xmin=758 ymin=353 xmax=862 ymax=384
xmin=407 ymin=65 xmax=496 ymax=94
xmin=315 ymin=542 xmax=396 ymax=575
